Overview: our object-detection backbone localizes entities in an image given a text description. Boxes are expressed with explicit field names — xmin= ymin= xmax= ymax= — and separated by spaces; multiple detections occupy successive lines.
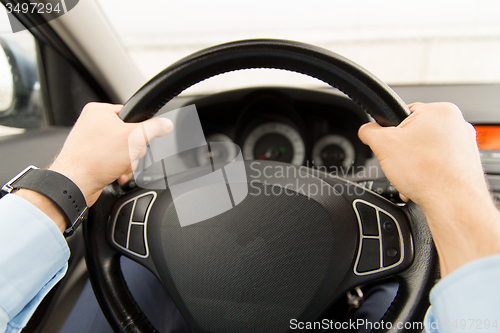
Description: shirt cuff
xmin=3 ymin=264 xmax=67 ymax=333
xmin=0 ymin=194 xmax=70 ymax=323
xmin=425 ymin=254 xmax=500 ymax=333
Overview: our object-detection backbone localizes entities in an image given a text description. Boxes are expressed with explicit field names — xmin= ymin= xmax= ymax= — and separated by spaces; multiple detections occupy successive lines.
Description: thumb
xmin=141 ymin=117 xmax=174 ymax=142
xmin=127 ymin=117 xmax=174 ymax=161
xmin=358 ymin=122 xmax=384 ymax=146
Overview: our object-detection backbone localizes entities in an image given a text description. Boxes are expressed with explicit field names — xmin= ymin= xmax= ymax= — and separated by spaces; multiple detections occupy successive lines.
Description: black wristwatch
xmin=1 ymin=165 xmax=88 ymax=237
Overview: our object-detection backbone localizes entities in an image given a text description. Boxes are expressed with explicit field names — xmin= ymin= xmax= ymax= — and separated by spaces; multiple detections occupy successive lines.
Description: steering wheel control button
xmin=380 ymin=211 xmax=402 ymax=267
xmin=387 ymin=248 xmax=398 ymax=258
xmin=356 ymin=238 xmax=380 ymax=273
xmin=114 ymin=202 xmax=133 ymax=248
xmin=353 ymin=199 xmax=405 ymax=275
xmin=383 ymin=220 xmax=395 ymax=232
xmin=354 ymin=201 xmax=379 ymax=236
xmin=128 ymin=224 xmax=146 ymax=255
xmin=128 ymin=225 xmax=146 ymax=255
xmin=111 ymin=191 xmax=157 ymax=258
xmin=132 ymin=194 xmax=154 ymax=222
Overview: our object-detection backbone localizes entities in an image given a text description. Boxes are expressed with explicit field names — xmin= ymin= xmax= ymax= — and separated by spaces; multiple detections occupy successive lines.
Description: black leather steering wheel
xmin=83 ymin=39 xmax=439 ymax=333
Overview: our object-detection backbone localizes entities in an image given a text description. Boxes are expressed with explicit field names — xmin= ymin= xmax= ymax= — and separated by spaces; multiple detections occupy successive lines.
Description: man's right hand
xmin=358 ymin=102 xmax=500 ymax=277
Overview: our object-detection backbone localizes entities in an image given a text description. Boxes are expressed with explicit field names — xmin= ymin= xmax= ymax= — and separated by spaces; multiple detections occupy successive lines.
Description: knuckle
xmin=83 ymin=102 xmax=97 ymax=110
xmin=441 ymin=102 xmax=461 ymax=115
xmin=408 ymin=102 xmax=424 ymax=110
xmin=81 ymin=102 xmax=99 ymax=115
xmin=466 ymin=122 xmax=476 ymax=136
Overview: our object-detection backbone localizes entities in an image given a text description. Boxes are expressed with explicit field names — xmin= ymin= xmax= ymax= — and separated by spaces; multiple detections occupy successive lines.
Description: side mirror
xmin=0 ymin=37 xmax=43 ymax=129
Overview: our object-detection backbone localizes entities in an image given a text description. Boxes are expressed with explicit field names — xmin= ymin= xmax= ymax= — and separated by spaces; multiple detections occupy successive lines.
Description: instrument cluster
xmin=193 ymin=87 xmax=373 ymax=171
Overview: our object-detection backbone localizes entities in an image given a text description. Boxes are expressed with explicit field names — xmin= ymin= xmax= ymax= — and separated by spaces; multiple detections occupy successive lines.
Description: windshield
xmin=96 ymin=0 xmax=500 ymax=92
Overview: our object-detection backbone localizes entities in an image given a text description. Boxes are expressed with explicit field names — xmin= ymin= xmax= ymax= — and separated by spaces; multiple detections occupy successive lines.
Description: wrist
xmin=49 ymin=158 xmax=95 ymax=206
xmin=422 ymin=190 xmax=500 ymax=277
xmin=418 ymin=173 xmax=492 ymax=217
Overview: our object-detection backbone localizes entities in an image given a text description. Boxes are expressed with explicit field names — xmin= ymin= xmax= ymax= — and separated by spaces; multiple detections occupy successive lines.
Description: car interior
xmin=0 ymin=1 xmax=500 ymax=332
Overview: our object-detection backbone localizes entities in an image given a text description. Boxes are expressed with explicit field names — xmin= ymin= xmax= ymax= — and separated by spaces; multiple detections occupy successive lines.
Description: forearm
xmin=422 ymin=188 xmax=500 ymax=277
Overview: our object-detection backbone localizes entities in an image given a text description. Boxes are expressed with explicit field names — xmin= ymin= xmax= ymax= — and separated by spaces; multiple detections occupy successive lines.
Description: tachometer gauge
xmin=196 ymin=134 xmax=237 ymax=166
xmin=243 ymin=122 xmax=305 ymax=165
xmin=312 ymin=134 xmax=355 ymax=169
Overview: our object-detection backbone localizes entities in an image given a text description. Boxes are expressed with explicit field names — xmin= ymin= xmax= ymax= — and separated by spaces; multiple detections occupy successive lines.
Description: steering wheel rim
xmin=84 ymin=39 xmax=439 ymax=333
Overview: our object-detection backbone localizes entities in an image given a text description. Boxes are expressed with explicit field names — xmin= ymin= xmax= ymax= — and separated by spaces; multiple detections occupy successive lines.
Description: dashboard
xmin=189 ymin=87 xmax=373 ymax=173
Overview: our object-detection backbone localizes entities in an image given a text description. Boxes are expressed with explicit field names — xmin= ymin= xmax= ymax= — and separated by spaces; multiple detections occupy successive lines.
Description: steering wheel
xmin=83 ymin=39 xmax=439 ymax=333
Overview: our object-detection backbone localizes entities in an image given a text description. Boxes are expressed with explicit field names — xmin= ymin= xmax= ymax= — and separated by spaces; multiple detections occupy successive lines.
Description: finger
xmin=121 ymin=159 xmax=139 ymax=175
xmin=399 ymin=193 xmax=410 ymax=203
xmin=117 ymin=159 xmax=139 ymax=185
xmin=358 ymin=122 xmax=384 ymax=146
xmin=142 ymin=117 xmax=174 ymax=143
xmin=407 ymin=102 xmax=424 ymax=113
xmin=110 ymin=104 xmax=124 ymax=115
xmin=118 ymin=173 xmax=132 ymax=185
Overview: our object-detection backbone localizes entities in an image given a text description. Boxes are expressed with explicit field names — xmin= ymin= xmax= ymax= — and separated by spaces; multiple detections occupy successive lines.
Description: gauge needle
xmin=258 ymin=151 xmax=271 ymax=160
xmin=258 ymin=147 xmax=281 ymax=160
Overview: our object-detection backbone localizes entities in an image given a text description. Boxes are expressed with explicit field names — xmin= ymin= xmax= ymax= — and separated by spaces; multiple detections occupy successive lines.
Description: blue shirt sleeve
xmin=0 ymin=194 xmax=70 ymax=333
xmin=424 ymin=254 xmax=500 ymax=333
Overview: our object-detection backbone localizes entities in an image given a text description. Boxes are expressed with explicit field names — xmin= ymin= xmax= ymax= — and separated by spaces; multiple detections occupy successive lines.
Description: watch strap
xmin=2 ymin=166 xmax=88 ymax=236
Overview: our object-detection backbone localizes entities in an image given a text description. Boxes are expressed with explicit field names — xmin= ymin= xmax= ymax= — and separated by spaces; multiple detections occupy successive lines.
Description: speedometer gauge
xmin=196 ymin=134 xmax=237 ymax=166
xmin=312 ymin=135 xmax=355 ymax=168
xmin=243 ymin=122 xmax=305 ymax=165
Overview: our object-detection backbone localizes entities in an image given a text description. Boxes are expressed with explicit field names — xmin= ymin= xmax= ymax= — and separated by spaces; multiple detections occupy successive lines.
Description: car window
xmin=0 ymin=12 xmax=46 ymax=137
xmin=95 ymin=0 xmax=500 ymax=94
